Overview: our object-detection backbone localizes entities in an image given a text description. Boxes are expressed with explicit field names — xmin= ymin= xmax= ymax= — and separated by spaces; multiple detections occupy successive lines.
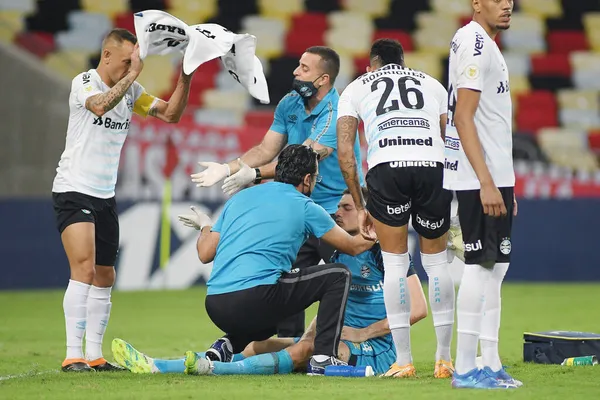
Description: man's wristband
xmin=253 ymin=168 xmax=262 ymax=184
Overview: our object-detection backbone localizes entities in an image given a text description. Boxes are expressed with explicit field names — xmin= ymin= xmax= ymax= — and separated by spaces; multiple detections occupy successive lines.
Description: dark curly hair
xmin=275 ymin=144 xmax=319 ymax=186
xmin=370 ymin=38 xmax=405 ymax=67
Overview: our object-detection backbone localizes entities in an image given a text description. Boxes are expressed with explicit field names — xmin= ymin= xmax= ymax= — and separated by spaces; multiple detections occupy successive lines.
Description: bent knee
xmin=66 ymin=250 xmax=96 ymax=282
xmin=94 ymin=266 xmax=115 ymax=287
xmin=411 ymin=306 xmax=428 ymax=325
xmin=330 ymin=262 xmax=349 ymax=271
xmin=336 ymin=341 xmax=351 ymax=363
xmin=71 ymin=264 xmax=95 ymax=283
xmin=329 ymin=263 xmax=351 ymax=279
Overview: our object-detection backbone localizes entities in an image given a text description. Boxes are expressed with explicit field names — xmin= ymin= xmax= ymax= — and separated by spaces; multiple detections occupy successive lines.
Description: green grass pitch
xmin=1 ymin=284 xmax=599 ymax=399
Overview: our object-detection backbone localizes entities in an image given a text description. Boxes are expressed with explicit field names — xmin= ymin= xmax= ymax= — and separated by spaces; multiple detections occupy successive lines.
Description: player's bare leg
xmin=290 ymin=317 xmax=318 ymax=370
xmin=371 ymin=220 xmax=416 ymax=378
xmin=61 ymin=222 xmax=96 ymax=372
xmin=407 ymin=275 xmax=428 ymax=325
xmin=184 ymin=330 xmax=313 ymax=376
xmin=420 ymin=234 xmax=456 ymax=378
xmin=336 ymin=341 xmax=351 ymax=364
xmin=241 ymin=338 xmax=298 ymax=358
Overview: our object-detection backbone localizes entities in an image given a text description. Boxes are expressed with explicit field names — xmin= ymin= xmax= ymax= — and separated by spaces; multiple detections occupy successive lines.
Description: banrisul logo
xmin=464 ymin=240 xmax=482 ymax=252
xmin=92 ymin=116 xmax=130 ymax=130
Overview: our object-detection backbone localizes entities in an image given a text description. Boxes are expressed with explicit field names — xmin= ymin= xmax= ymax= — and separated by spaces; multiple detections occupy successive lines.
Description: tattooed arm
xmin=85 ymin=71 xmax=138 ymax=117
xmin=338 ymin=115 xmax=375 ymax=239
xmin=304 ymin=138 xmax=333 ymax=160
xmin=337 ymin=116 xmax=364 ymax=209
xmin=146 ymin=70 xmax=193 ymax=123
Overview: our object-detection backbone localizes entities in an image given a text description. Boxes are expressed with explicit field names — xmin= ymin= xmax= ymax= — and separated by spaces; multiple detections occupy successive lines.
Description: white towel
xmin=189 ymin=24 xmax=270 ymax=104
xmin=134 ymin=10 xmax=189 ymax=58
xmin=133 ymin=10 xmax=270 ymax=104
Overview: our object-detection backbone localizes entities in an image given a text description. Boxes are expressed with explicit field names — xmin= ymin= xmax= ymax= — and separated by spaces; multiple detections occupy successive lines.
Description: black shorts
xmin=206 ymin=263 xmax=351 ymax=355
xmin=365 ymin=161 xmax=452 ymax=239
xmin=52 ymin=191 xmax=119 ymax=266
xmin=276 ymin=216 xmax=336 ymax=338
xmin=456 ymin=187 xmax=514 ymax=265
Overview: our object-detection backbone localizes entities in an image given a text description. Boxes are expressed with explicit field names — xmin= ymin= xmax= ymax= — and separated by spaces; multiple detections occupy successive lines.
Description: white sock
xmin=455 ymin=264 xmax=493 ymax=374
xmin=63 ymin=279 xmax=91 ymax=360
xmin=421 ymin=251 xmax=455 ymax=362
xmin=382 ymin=251 xmax=412 ymax=366
xmin=85 ymin=285 xmax=113 ymax=361
xmin=480 ymin=263 xmax=509 ymax=372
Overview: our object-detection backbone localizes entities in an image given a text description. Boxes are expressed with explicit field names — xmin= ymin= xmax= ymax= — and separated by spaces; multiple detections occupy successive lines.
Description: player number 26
xmin=370 ymin=76 xmax=425 ymax=116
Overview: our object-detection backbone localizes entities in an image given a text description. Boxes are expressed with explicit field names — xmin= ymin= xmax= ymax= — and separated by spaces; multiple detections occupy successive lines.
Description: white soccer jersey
xmin=52 ymin=69 xmax=157 ymax=198
xmin=444 ymin=21 xmax=515 ymax=190
xmin=338 ymin=64 xmax=448 ymax=170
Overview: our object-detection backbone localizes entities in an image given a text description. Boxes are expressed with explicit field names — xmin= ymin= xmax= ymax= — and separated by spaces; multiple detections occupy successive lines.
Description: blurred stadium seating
xmin=1 ymin=0 xmax=599 ymax=174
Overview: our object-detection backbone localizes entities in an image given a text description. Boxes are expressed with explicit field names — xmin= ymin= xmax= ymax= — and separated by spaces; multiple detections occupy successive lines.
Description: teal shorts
xmin=341 ymin=336 xmax=396 ymax=375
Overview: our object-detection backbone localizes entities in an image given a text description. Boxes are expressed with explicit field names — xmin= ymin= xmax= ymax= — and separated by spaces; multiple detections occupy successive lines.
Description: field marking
xmin=0 ymin=369 xmax=59 ymax=381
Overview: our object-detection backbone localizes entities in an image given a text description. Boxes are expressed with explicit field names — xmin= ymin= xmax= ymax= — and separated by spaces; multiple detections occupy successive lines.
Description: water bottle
xmin=561 ymin=355 xmax=598 ymax=366
xmin=324 ymin=365 xmax=375 ymax=377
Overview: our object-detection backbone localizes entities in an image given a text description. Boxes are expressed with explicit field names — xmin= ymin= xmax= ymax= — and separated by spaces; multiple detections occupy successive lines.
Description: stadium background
xmin=1 ymin=0 xmax=600 ymax=291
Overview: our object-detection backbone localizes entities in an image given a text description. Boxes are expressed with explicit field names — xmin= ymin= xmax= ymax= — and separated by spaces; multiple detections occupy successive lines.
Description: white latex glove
xmin=447 ymin=215 xmax=464 ymax=262
xmin=190 ymin=162 xmax=230 ymax=187
xmin=177 ymin=206 xmax=213 ymax=230
xmin=221 ymin=159 xmax=257 ymax=196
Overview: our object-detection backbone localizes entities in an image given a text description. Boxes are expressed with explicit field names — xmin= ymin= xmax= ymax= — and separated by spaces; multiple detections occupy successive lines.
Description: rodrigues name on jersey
xmin=337 ymin=64 xmax=448 ymax=171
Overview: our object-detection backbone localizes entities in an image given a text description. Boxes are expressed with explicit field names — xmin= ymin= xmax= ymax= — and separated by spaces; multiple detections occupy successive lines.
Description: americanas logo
xmin=445 ymin=137 xmax=460 ymax=151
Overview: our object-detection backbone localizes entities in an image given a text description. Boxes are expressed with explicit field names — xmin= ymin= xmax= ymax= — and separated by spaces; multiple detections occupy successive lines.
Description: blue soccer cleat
xmin=205 ymin=337 xmax=233 ymax=363
xmin=452 ymin=368 xmax=518 ymax=389
xmin=483 ymin=366 xmax=523 ymax=387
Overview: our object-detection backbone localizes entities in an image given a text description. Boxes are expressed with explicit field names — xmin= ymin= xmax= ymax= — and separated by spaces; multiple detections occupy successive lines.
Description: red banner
xmin=515 ymin=174 xmax=600 ymax=198
xmin=117 ymin=118 xmax=265 ymax=201
xmin=117 ymin=117 xmax=600 ymax=200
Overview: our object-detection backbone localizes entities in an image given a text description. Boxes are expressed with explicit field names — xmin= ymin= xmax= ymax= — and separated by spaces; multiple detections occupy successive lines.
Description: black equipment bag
xmin=523 ymin=331 xmax=600 ymax=364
